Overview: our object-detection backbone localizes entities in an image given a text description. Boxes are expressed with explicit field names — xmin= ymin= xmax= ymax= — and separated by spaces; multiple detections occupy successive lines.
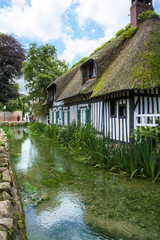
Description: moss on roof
xmin=56 ymin=34 xmax=126 ymax=101
xmin=91 ymin=19 xmax=160 ymax=98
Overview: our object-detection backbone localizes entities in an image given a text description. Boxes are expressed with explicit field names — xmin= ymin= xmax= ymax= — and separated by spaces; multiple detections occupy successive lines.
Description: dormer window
xmin=81 ymin=59 xmax=96 ymax=84
xmin=47 ymin=84 xmax=56 ymax=104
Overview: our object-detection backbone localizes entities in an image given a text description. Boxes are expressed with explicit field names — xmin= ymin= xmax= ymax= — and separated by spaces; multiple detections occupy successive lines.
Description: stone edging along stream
xmin=0 ymin=128 xmax=27 ymax=240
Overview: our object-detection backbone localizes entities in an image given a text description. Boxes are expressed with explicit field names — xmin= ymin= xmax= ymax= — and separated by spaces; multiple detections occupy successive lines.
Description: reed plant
xmin=57 ymin=121 xmax=77 ymax=147
xmin=29 ymin=121 xmax=160 ymax=181
xmin=73 ymin=123 xmax=106 ymax=163
xmin=57 ymin=122 xmax=107 ymax=164
xmin=43 ymin=124 xmax=59 ymax=139
xmin=110 ymin=137 xmax=160 ymax=180
xmin=29 ymin=121 xmax=46 ymax=135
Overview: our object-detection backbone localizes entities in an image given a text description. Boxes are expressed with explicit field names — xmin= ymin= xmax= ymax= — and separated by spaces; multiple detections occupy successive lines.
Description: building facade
xmin=46 ymin=3 xmax=160 ymax=142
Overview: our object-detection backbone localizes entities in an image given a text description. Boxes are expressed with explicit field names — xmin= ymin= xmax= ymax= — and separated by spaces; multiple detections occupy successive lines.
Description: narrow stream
xmin=9 ymin=127 xmax=160 ymax=240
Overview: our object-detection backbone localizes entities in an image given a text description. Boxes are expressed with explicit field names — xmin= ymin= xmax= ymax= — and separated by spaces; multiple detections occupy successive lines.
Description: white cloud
xmin=60 ymin=0 xmax=131 ymax=65
xmin=59 ymin=35 xmax=104 ymax=64
xmin=0 ymin=0 xmax=159 ymax=66
xmin=74 ymin=0 xmax=130 ymax=30
xmin=0 ymin=0 xmax=73 ymax=42
xmin=90 ymin=29 xmax=96 ymax=34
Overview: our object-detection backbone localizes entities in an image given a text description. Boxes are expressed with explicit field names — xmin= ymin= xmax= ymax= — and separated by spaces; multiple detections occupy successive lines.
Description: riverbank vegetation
xmin=1 ymin=123 xmax=14 ymax=139
xmin=29 ymin=121 xmax=160 ymax=182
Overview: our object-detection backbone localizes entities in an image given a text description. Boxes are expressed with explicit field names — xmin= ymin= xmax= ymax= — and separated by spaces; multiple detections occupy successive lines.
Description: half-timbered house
xmin=46 ymin=0 xmax=160 ymax=142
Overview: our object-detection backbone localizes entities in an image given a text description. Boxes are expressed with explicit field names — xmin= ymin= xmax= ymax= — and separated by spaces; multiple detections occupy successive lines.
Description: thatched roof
xmin=92 ymin=19 xmax=160 ymax=98
xmin=55 ymin=35 xmax=126 ymax=101
xmin=49 ymin=19 xmax=160 ymax=102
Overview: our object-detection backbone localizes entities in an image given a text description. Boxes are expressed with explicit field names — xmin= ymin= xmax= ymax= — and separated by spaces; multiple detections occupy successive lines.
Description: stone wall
xmin=0 ymin=129 xmax=27 ymax=240
xmin=0 ymin=111 xmax=23 ymax=122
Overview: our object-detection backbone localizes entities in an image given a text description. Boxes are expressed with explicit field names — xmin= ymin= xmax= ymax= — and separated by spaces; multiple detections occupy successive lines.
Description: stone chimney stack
xmin=130 ymin=0 xmax=153 ymax=27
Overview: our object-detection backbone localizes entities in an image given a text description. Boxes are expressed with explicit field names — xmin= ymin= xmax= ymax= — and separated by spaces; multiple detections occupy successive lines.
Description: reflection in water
xmin=25 ymin=192 xmax=106 ymax=240
xmin=32 ymin=192 xmax=83 ymax=229
xmin=9 ymin=127 xmax=160 ymax=240
xmin=17 ymin=138 xmax=38 ymax=172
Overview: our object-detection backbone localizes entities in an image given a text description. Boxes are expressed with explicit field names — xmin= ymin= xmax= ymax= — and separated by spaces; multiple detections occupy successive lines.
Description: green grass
xmin=1 ymin=123 xmax=14 ymax=139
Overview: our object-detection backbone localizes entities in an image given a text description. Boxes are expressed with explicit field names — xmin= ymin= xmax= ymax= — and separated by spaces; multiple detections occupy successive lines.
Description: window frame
xmin=110 ymin=101 xmax=117 ymax=118
xmin=119 ymin=104 xmax=127 ymax=119
xmin=81 ymin=59 xmax=96 ymax=84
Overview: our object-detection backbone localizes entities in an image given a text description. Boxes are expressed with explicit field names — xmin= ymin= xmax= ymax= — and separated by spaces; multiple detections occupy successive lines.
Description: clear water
xmin=9 ymin=127 xmax=160 ymax=240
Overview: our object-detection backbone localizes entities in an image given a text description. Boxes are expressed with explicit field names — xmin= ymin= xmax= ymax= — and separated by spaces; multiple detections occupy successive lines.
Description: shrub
xmin=29 ymin=122 xmax=59 ymax=140
xmin=125 ymin=23 xmax=131 ymax=31
xmin=29 ymin=122 xmax=46 ymax=135
xmin=122 ymin=26 xmax=137 ymax=40
xmin=115 ymin=28 xmax=125 ymax=37
xmin=43 ymin=124 xmax=59 ymax=139
xmin=138 ymin=10 xmax=160 ymax=24
xmin=115 ymin=23 xmax=131 ymax=38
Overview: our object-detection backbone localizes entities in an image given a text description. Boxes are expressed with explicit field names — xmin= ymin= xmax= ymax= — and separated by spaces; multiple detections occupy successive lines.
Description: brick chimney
xmin=130 ymin=0 xmax=154 ymax=27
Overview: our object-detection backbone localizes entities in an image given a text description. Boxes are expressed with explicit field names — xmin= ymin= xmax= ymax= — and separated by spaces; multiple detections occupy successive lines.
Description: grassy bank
xmin=29 ymin=121 xmax=160 ymax=182
xmin=1 ymin=123 xmax=14 ymax=139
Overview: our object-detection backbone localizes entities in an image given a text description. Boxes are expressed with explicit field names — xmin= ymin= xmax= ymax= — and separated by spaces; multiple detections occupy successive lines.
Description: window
xmin=119 ymin=104 xmax=126 ymax=118
xmin=110 ymin=101 xmax=117 ymax=117
xmin=53 ymin=88 xmax=56 ymax=99
xmin=47 ymin=84 xmax=56 ymax=103
xmin=81 ymin=59 xmax=96 ymax=84
xmin=89 ymin=62 xmax=94 ymax=78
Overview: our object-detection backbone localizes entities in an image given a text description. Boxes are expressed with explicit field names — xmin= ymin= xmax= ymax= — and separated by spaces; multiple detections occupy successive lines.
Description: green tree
xmin=0 ymin=33 xmax=25 ymax=103
xmin=0 ymin=102 xmax=3 ymax=111
xmin=22 ymin=43 xmax=68 ymax=103
xmin=6 ymin=99 xmax=20 ymax=112
xmin=19 ymin=94 xmax=30 ymax=116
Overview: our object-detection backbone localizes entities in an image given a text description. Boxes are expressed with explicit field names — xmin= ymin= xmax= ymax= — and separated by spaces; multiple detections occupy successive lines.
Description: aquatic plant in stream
xmin=20 ymin=182 xmax=48 ymax=207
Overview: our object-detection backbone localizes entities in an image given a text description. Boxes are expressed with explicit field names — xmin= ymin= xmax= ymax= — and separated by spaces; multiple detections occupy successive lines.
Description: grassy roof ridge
xmin=91 ymin=18 xmax=160 ymax=98
xmin=69 ymin=11 xmax=160 ymax=70
xmin=138 ymin=10 xmax=160 ymax=24
xmin=69 ymin=23 xmax=135 ymax=70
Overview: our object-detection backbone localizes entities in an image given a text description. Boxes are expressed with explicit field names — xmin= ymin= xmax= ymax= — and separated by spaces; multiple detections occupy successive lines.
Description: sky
xmin=0 ymin=0 xmax=160 ymax=93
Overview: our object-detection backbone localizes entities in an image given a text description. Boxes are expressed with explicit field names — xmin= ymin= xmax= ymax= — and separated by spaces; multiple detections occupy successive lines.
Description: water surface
xmin=9 ymin=127 xmax=160 ymax=240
